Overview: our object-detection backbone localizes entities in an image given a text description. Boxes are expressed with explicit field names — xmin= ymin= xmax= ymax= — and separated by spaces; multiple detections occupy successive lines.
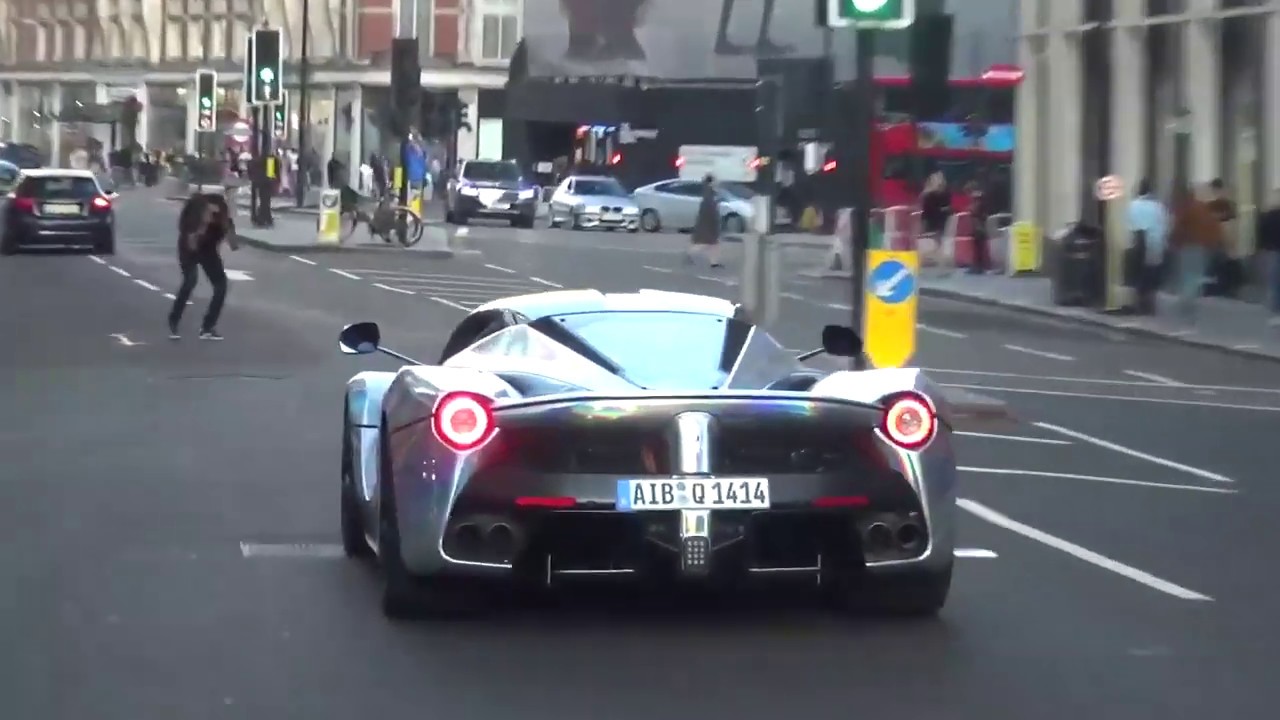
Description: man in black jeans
xmin=168 ymin=193 xmax=237 ymax=340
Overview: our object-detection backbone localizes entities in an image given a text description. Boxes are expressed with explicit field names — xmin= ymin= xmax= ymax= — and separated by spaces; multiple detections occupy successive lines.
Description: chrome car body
xmin=632 ymin=179 xmax=753 ymax=233
xmin=547 ymin=175 xmax=640 ymax=231
xmin=340 ymin=290 xmax=958 ymax=617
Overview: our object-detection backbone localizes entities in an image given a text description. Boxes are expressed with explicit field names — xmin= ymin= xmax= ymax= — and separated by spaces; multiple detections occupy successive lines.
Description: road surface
xmin=3 ymin=195 xmax=1277 ymax=718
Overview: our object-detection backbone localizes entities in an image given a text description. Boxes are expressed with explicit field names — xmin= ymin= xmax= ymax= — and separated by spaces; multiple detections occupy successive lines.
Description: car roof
xmin=474 ymin=289 xmax=741 ymax=321
xmin=19 ymin=168 xmax=98 ymax=179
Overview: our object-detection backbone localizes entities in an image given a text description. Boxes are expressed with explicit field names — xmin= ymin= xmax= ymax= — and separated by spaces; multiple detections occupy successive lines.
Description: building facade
xmin=0 ymin=0 xmax=522 ymax=170
xmin=1015 ymin=0 xmax=1280 ymax=266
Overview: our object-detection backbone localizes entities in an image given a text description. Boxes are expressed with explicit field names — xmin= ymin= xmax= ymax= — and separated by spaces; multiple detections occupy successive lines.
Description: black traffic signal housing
xmin=195 ymin=70 xmax=217 ymax=131
xmin=908 ymin=13 xmax=953 ymax=119
xmin=250 ymin=28 xmax=283 ymax=105
xmin=273 ymin=91 xmax=289 ymax=138
xmin=390 ymin=38 xmax=421 ymax=134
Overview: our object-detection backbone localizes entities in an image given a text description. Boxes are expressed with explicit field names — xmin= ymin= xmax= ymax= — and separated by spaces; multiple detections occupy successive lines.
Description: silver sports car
xmin=339 ymin=290 xmax=958 ymax=618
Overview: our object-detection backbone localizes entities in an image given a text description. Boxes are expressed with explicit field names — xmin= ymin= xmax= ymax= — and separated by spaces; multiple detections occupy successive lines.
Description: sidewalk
xmin=920 ymin=272 xmax=1280 ymax=362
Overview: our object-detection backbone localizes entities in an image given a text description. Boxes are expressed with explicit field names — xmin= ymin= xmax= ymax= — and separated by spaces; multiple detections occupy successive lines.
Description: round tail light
xmin=881 ymin=392 xmax=937 ymax=450
xmin=431 ymin=391 xmax=496 ymax=452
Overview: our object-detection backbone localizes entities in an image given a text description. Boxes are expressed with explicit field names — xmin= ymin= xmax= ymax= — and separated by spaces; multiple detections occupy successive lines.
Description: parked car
xmin=632 ymin=179 xmax=754 ymax=234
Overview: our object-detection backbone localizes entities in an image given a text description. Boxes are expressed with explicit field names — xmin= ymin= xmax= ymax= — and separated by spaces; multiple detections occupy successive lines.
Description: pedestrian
xmin=1257 ymin=189 xmax=1280 ymax=326
xmin=1169 ymin=185 xmax=1222 ymax=320
xmin=918 ymin=171 xmax=951 ymax=268
xmin=1125 ymin=179 xmax=1170 ymax=315
xmin=168 ymin=192 xmax=238 ymax=340
xmin=686 ymin=174 xmax=724 ymax=269
xmin=967 ymin=184 xmax=990 ymax=274
xmin=1204 ymin=178 xmax=1242 ymax=296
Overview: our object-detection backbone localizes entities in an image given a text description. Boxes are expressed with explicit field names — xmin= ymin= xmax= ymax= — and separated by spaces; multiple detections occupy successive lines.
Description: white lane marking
xmin=643 ymin=265 xmax=672 ymax=273
xmin=89 ymin=255 xmax=107 ymax=265
xmin=109 ymin=333 xmax=143 ymax=347
xmin=330 ymin=269 xmax=361 ymax=280
xmin=162 ymin=292 xmax=194 ymax=305
xmin=454 ymin=227 xmax=469 ymax=236
xmin=954 ymin=431 xmax=1070 ymax=445
xmin=958 ymin=498 xmax=1213 ymax=601
xmin=954 ymin=548 xmax=998 ymax=558
xmin=781 ymin=292 xmax=805 ymax=301
xmin=826 ymin=302 xmax=852 ymax=311
xmin=484 ymin=263 xmax=517 ymax=274
xmin=108 ymin=265 xmax=131 ymax=277
xmin=133 ymin=279 xmax=160 ymax=291
xmin=1003 ymin=344 xmax=1074 ymax=361
xmin=959 ymin=467 xmax=1237 ymax=494
xmin=239 ymin=542 xmax=344 ymax=558
xmin=372 ymin=283 xmax=415 ymax=295
xmin=919 ymin=324 xmax=967 ymax=338
xmin=529 ymin=276 xmax=563 ymax=288
xmin=696 ymin=274 xmax=738 ymax=285
xmin=1034 ymin=422 xmax=1234 ymax=483
xmin=430 ymin=297 xmax=469 ymax=311
xmin=364 ymin=275 xmax=545 ymax=289
xmin=225 ymin=269 xmax=253 ymax=281
xmin=927 ymin=367 xmax=1280 ymax=395
xmin=942 ymin=383 xmax=1280 ymax=413
xmin=1123 ymin=370 xmax=1183 ymax=385
xmin=288 ymin=255 xmax=317 ymax=265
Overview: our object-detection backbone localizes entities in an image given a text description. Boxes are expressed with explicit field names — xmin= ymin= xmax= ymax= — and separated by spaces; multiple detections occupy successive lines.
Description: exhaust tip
xmin=863 ymin=522 xmax=893 ymax=552
xmin=487 ymin=523 xmax=518 ymax=561
xmin=453 ymin=523 xmax=483 ymax=553
xmin=896 ymin=522 xmax=924 ymax=550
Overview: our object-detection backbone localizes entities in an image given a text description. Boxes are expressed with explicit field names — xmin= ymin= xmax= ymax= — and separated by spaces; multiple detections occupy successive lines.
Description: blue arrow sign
xmin=868 ymin=258 xmax=915 ymax=304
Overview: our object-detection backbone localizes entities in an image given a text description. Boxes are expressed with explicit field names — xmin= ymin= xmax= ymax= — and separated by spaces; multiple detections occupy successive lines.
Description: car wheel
xmin=570 ymin=213 xmax=583 ymax=230
xmin=341 ymin=409 xmax=371 ymax=559
xmin=722 ymin=214 xmax=745 ymax=234
xmin=832 ymin=563 xmax=952 ymax=618
xmin=640 ymin=209 xmax=661 ymax=232
xmin=95 ymin=237 xmax=115 ymax=255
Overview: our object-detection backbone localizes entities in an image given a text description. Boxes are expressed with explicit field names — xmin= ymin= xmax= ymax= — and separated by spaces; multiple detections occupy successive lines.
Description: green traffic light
xmin=258 ymin=67 xmax=274 ymax=83
xmin=851 ymin=0 xmax=889 ymax=9
xmin=200 ymin=97 xmax=212 ymax=108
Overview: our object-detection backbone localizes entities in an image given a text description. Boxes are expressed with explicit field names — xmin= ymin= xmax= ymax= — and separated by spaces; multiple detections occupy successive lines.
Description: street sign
xmin=863 ymin=250 xmax=919 ymax=368
xmin=1008 ymin=221 xmax=1040 ymax=273
xmin=1095 ymin=175 xmax=1124 ymax=201
xmin=317 ymin=190 xmax=341 ymax=245
xmin=824 ymin=0 xmax=915 ymax=29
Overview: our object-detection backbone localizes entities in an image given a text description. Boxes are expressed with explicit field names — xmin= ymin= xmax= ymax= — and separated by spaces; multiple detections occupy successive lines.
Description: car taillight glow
xmin=431 ymin=391 xmax=496 ymax=452
xmin=91 ymin=196 xmax=111 ymax=210
xmin=881 ymin=392 xmax=936 ymax=450
xmin=11 ymin=196 xmax=34 ymax=212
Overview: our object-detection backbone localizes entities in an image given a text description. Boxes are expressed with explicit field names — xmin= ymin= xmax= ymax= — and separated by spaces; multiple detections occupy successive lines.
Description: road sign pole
xmin=850 ymin=26 xmax=875 ymax=370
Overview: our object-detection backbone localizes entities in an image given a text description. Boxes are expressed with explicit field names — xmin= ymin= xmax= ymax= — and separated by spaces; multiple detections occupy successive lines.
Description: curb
xmin=237 ymin=235 xmax=478 ymax=257
xmin=920 ymin=286 xmax=1280 ymax=363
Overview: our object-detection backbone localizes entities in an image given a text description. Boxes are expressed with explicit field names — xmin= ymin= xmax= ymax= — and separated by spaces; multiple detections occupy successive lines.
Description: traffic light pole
xmin=849 ymin=27 xmax=875 ymax=371
xmin=295 ymin=0 xmax=311 ymax=208
xmin=394 ymin=0 xmax=420 ymax=246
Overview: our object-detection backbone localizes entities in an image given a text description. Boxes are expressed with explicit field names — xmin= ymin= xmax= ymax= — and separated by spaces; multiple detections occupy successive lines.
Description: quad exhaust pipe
xmin=861 ymin=520 xmax=924 ymax=554
xmin=447 ymin=518 xmax=524 ymax=563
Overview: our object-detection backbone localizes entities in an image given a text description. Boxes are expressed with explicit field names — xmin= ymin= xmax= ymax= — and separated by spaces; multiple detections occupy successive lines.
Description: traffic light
xmin=195 ymin=70 xmax=217 ymax=131
xmin=456 ymin=102 xmax=470 ymax=132
xmin=822 ymin=0 xmax=915 ymax=29
xmin=908 ymin=13 xmax=953 ymax=118
xmin=273 ymin=91 xmax=289 ymax=138
xmin=390 ymin=38 xmax=421 ymax=133
xmin=250 ymin=28 xmax=283 ymax=105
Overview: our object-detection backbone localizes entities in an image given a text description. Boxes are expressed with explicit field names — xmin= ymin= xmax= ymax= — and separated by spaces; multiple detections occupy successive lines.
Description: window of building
xmin=480 ymin=11 xmax=518 ymax=62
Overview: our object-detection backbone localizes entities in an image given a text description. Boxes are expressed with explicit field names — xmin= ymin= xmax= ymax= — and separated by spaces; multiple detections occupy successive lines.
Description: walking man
xmin=686 ymin=174 xmax=724 ymax=269
xmin=169 ymin=193 xmax=238 ymax=340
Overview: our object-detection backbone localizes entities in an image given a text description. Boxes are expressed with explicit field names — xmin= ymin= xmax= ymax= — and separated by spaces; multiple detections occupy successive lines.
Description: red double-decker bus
xmin=870 ymin=66 xmax=1021 ymax=211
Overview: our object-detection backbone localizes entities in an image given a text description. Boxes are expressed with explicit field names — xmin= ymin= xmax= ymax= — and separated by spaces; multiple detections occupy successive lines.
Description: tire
xmin=94 ymin=234 xmax=115 ymax=255
xmin=339 ymin=210 xmax=361 ymax=241
xmin=722 ymin=214 xmax=746 ymax=234
xmin=640 ymin=209 xmax=661 ymax=232
xmin=396 ymin=208 xmax=423 ymax=247
xmin=377 ymin=419 xmax=423 ymax=619
xmin=831 ymin=563 xmax=952 ymax=618
xmin=341 ymin=409 xmax=371 ymax=559
xmin=570 ymin=213 xmax=583 ymax=231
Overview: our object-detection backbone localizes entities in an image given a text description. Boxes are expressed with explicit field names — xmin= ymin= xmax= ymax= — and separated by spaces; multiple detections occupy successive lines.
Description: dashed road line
xmin=959 ymin=467 xmax=1237 ymax=494
xmin=289 ymin=255 xmax=318 ymax=265
xmin=430 ymin=297 xmax=469 ymax=311
xmin=529 ymin=276 xmax=563 ymax=288
xmin=372 ymin=283 xmax=415 ymax=295
xmin=954 ymin=431 xmax=1070 ymax=445
xmin=1123 ymin=370 xmax=1183 ymax=385
xmin=826 ymin=302 xmax=852 ymax=311
xmin=108 ymin=265 xmax=131 ymax=277
xmin=1033 ymin=422 xmax=1234 ymax=483
xmin=1003 ymin=344 xmax=1074 ymax=361
xmin=88 ymin=255 xmax=107 ymax=265
xmin=942 ymin=382 xmax=1280 ymax=412
xmin=330 ymin=269 xmax=361 ymax=280
xmin=109 ymin=333 xmax=144 ymax=347
xmin=484 ymin=263 xmax=516 ymax=274
xmin=925 ymin=367 xmax=1280 ymax=394
xmin=133 ymin=279 xmax=160 ymax=291
xmin=919 ymin=324 xmax=966 ymax=338
xmin=959 ymin=498 xmax=1213 ymax=601
xmin=643 ymin=265 xmax=672 ymax=273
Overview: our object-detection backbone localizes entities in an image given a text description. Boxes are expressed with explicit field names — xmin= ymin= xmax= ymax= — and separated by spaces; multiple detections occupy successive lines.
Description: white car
xmin=547 ymin=175 xmax=640 ymax=232
xmin=632 ymin=179 xmax=754 ymax=234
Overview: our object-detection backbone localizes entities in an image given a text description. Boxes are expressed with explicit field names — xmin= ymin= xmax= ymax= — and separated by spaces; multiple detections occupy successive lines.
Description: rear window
xmin=17 ymin=176 xmax=101 ymax=199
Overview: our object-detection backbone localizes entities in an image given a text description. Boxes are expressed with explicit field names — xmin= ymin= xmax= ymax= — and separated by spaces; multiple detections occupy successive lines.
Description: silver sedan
xmin=547 ymin=175 xmax=641 ymax=232
xmin=632 ymin=179 xmax=755 ymax=234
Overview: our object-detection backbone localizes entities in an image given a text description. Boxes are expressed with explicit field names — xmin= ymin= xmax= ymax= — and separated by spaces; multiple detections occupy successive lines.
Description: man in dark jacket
xmin=685 ymin=175 xmax=724 ymax=268
xmin=168 ymin=193 xmax=238 ymax=340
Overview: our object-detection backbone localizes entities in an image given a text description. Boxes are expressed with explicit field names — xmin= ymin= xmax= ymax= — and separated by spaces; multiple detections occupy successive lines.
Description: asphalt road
xmin=5 ymin=195 xmax=1280 ymax=719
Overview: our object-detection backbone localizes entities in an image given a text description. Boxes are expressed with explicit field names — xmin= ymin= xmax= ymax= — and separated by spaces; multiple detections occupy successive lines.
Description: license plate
xmin=616 ymin=478 xmax=770 ymax=511
xmin=491 ymin=202 xmax=509 ymax=210
xmin=603 ymin=213 xmax=622 ymax=221
xmin=43 ymin=203 xmax=80 ymax=215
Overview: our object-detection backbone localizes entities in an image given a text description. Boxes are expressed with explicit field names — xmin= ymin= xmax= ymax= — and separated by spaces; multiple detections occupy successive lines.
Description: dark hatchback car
xmin=0 ymin=170 xmax=115 ymax=255
xmin=445 ymin=159 xmax=538 ymax=228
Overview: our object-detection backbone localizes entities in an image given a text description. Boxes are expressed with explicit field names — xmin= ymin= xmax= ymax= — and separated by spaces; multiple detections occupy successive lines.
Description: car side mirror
xmin=821 ymin=324 xmax=863 ymax=358
xmin=339 ymin=321 xmax=381 ymax=355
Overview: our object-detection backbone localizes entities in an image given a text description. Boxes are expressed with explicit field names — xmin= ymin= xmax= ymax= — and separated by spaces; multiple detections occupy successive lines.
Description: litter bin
xmin=1050 ymin=221 xmax=1106 ymax=307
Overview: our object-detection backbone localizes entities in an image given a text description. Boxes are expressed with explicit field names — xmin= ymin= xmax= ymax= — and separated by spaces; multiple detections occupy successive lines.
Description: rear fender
xmin=809 ymin=368 xmax=952 ymax=427
xmin=345 ymin=371 xmax=396 ymax=504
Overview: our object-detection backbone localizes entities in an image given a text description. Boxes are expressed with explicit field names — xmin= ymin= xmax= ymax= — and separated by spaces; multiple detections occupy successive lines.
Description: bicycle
xmin=338 ymin=186 xmax=424 ymax=247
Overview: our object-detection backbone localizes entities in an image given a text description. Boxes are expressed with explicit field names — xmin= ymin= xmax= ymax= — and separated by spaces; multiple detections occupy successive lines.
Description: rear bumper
xmin=7 ymin=219 xmax=112 ymax=248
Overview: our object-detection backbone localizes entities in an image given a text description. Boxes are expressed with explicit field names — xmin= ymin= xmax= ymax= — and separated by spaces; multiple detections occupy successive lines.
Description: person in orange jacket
xmin=559 ymin=0 xmax=649 ymax=61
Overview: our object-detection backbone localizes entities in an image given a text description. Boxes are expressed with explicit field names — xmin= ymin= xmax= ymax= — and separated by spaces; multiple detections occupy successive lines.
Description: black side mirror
xmin=339 ymin=321 xmax=381 ymax=355
xmin=821 ymin=325 xmax=862 ymax=358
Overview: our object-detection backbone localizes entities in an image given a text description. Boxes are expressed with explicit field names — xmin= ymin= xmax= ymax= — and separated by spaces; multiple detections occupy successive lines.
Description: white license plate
xmin=490 ymin=202 xmax=509 ymax=210
xmin=616 ymin=478 xmax=770 ymax=511
xmin=43 ymin=203 xmax=80 ymax=215
xmin=603 ymin=213 xmax=622 ymax=221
